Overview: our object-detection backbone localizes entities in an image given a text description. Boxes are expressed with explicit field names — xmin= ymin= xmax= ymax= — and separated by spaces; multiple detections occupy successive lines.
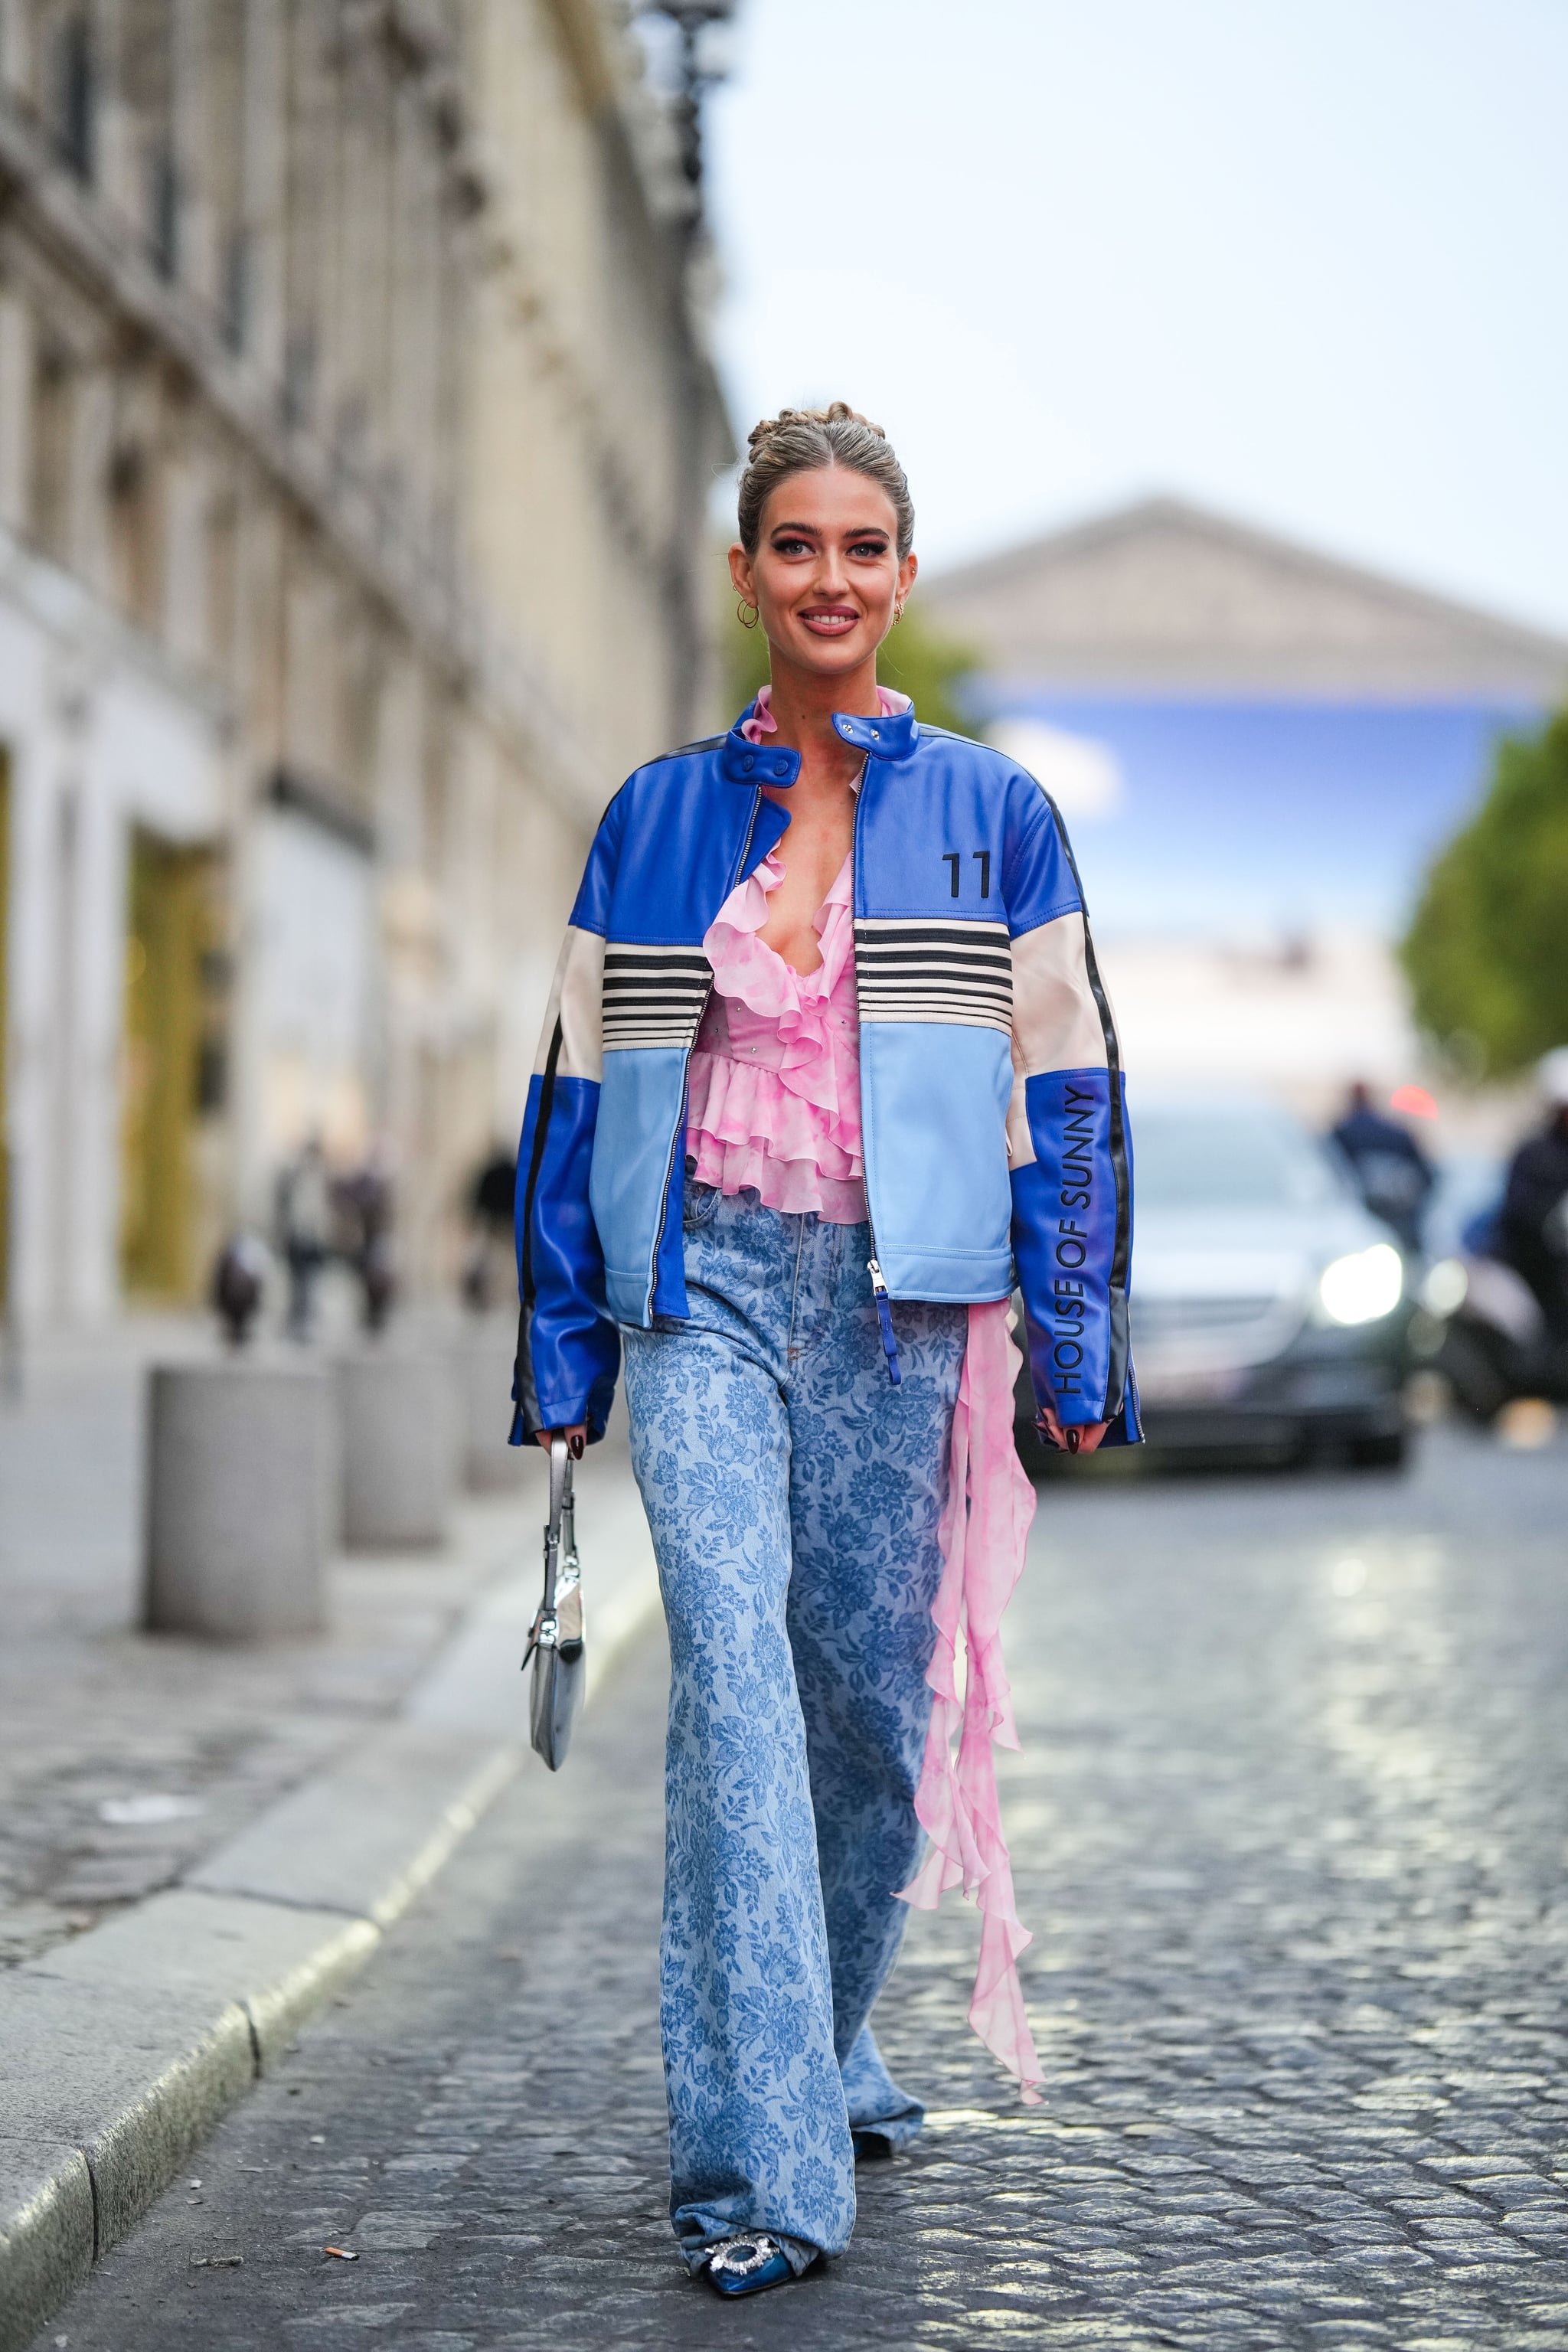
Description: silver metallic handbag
xmin=521 ymin=1437 xmax=585 ymax=1770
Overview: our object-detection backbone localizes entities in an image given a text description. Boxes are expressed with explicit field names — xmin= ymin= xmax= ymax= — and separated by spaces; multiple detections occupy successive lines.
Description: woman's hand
xmin=535 ymin=1425 xmax=587 ymax=1459
xmin=1037 ymin=1407 xmax=1111 ymax=1455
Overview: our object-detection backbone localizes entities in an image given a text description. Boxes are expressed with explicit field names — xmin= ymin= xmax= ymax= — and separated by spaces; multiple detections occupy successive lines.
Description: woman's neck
xmin=763 ymin=649 xmax=880 ymax=776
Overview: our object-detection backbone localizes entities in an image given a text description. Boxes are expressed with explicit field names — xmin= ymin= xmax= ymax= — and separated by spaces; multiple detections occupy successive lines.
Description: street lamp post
xmin=635 ymin=1 xmax=738 ymax=234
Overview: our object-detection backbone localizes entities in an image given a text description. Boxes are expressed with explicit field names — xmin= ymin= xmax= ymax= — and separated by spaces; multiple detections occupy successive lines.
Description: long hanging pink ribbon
xmin=898 ymin=1299 xmax=1044 ymax=2102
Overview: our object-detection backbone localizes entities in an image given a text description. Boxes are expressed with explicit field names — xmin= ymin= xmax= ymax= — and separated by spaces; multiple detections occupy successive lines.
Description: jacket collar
xmin=717 ymin=697 xmax=920 ymax=787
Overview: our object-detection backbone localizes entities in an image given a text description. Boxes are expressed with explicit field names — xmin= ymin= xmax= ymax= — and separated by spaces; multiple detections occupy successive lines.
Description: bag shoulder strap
xmin=542 ymin=1435 xmax=571 ymax=1610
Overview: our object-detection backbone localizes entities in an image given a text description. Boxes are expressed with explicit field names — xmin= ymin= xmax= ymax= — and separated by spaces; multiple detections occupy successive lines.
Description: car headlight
xmin=1420 ymin=1256 xmax=1468 ymax=1318
xmin=1318 ymin=1243 xmax=1404 ymax=1326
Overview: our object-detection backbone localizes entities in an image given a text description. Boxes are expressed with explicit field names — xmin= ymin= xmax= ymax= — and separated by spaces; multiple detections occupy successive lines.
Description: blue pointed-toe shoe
xmin=703 ymin=2232 xmax=797 ymax=2298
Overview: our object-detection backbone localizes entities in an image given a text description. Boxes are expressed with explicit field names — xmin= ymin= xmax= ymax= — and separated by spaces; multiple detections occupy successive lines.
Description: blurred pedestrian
xmin=461 ymin=1145 xmax=516 ymax=1312
xmin=1328 ymin=1080 xmax=1436 ymax=1251
xmin=338 ymin=1145 xmax=397 ymax=1333
xmin=1498 ymin=1050 xmax=1568 ymax=1341
xmin=210 ymin=1233 xmax=270 ymax=1348
xmin=511 ymin=407 xmax=1140 ymax=2297
xmin=275 ymin=1135 xmax=332 ymax=1341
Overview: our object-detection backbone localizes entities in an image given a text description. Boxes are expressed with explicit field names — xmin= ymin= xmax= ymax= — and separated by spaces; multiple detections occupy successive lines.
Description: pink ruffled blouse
xmin=686 ymin=848 xmax=867 ymax=1222
xmin=684 ymin=686 xmax=1045 ymax=2102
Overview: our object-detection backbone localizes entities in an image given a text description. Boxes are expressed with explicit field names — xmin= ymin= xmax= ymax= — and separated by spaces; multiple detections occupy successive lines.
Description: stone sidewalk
xmin=0 ymin=1315 xmax=492 ymax=1969
xmin=0 ymin=1315 xmax=656 ymax=1970
xmin=0 ymin=1314 xmax=660 ymax=2349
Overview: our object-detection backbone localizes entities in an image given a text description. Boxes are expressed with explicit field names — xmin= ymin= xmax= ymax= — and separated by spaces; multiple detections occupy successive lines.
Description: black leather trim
xmin=511 ymin=1017 xmax=564 ymax=1439
xmin=649 ymin=733 xmax=726 ymax=763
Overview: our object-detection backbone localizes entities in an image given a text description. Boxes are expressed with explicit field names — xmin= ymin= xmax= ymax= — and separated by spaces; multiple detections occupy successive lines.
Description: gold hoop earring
xmin=737 ymin=600 xmax=760 ymax=630
xmin=892 ymin=603 xmax=905 ymax=625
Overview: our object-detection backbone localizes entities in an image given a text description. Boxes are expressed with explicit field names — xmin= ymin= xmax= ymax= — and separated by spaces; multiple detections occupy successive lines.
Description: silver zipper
xmin=853 ymin=776 xmax=901 ymax=1385
xmin=867 ymin=1256 xmax=902 ymax=1386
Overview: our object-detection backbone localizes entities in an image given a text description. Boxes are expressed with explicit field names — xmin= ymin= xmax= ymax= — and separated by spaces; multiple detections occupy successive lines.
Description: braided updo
xmin=737 ymin=401 xmax=914 ymax=560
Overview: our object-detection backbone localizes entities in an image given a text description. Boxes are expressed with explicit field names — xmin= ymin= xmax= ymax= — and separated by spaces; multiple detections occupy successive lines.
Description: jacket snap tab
xmin=871 ymin=727 xmax=880 ymax=738
xmin=773 ymin=760 xmax=789 ymax=777
xmin=742 ymin=753 xmax=755 ymax=772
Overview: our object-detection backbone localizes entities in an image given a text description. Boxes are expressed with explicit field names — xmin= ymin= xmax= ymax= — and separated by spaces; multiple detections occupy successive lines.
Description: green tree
xmin=1400 ymin=708 xmax=1568 ymax=1076
xmin=722 ymin=585 xmax=978 ymax=739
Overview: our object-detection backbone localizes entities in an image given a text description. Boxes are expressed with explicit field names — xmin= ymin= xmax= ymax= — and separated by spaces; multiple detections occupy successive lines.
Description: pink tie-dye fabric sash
xmin=899 ymin=1299 xmax=1044 ymax=2102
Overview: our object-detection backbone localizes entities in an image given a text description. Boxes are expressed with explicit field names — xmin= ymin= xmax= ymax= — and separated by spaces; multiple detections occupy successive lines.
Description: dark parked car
xmin=1020 ymin=1096 xmax=1413 ymax=1470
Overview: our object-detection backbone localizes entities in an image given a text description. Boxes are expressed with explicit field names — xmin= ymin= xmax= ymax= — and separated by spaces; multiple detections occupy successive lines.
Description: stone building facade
xmin=0 ymin=0 xmax=728 ymax=1329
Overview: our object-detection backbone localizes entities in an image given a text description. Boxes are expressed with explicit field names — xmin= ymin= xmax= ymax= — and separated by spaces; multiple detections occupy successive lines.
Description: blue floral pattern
xmin=621 ymin=1185 xmax=965 ymax=2270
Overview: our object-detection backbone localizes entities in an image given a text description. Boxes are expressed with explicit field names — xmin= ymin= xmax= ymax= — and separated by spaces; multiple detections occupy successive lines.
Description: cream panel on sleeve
xmin=1010 ymin=912 xmax=1110 ymax=1080
xmin=531 ymin=926 xmax=605 ymax=1082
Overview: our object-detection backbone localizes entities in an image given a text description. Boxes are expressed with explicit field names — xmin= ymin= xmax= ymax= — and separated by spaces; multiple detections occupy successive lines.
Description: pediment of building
xmin=925 ymin=496 xmax=1568 ymax=697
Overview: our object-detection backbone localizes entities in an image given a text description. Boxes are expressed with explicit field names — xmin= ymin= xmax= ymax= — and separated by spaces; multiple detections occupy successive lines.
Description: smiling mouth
xmin=800 ymin=609 xmax=859 ymax=633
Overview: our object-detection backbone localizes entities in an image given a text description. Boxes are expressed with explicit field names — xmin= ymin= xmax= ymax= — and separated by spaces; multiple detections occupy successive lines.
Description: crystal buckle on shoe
xmin=708 ymin=2233 xmax=779 ymax=2278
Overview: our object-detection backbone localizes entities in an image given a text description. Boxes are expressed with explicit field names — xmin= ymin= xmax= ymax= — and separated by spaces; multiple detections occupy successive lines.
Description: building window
xmin=208 ymin=0 xmax=248 ymax=349
xmin=283 ymin=326 xmax=317 ymax=433
xmin=204 ymin=494 xmax=240 ymax=673
xmin=56 ymin=12 xmax=95 ymax=182
xmin=147 ymin=145 xmax=179 ymax=279
xmin=28 ymin=345 xmax=74 ymax=561
xmin=220 ymin=226 xmax=250 ymax=354
xmin=108 ymin=439 xmax=163 ymax=632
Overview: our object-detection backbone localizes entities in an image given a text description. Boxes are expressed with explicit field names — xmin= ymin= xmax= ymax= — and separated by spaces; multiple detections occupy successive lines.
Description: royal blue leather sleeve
xmin=1004 ymin=776 xmax=1140 ymax=1444
xmin=1000 ymin=768 xmax=1080 ymax=933
xmin=508 ymin=794 xmax=626 ymax=1445
xmin=569 ymin=786 xmax=627 ymax=933
xmin=511 ymin=1068 xmax=619 ymax=1442
xmin=1011 ymin=1071 xmax=1138 ymax=1442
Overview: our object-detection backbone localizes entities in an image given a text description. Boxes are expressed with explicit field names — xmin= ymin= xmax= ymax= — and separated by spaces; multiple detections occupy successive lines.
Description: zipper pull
xmin=867 ymin=1259 xmax=902 ymax=1386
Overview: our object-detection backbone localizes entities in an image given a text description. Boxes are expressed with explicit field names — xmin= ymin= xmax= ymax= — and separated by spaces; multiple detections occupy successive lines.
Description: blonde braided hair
xmin=737 ymin=400 xmax=914 ymax=559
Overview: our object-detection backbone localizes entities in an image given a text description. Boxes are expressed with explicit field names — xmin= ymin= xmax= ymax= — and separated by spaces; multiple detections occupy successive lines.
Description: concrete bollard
xmin=452 ymin=1317 xmax=527 ymax=1492
xmin=339 ymin=1348 xmax=453 ymax=1550
xmin=143 ymin=1361 xmax=335 ymax=1638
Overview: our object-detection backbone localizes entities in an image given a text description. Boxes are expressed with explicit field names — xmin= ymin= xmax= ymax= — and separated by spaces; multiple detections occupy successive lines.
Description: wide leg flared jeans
xmin=621 ymin=1182 xmax=966 ymax=2271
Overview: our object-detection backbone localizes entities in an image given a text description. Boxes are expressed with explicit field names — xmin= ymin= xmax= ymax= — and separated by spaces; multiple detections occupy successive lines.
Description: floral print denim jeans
xmin=621 ymin=1181 xmax=967 ymax=2273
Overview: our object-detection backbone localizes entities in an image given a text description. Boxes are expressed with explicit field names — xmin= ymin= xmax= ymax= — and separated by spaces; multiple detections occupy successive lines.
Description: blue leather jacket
xmin=511 ymin=697 xmax=1139 ymax=1446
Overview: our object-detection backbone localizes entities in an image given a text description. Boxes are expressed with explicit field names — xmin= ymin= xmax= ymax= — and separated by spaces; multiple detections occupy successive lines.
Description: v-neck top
xmin=685 ymin=844 xmax=867 ymax=1223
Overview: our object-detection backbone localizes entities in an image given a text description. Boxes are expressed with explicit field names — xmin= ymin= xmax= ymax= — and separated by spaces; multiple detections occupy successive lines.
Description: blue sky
xmin=705 ymin=0 xmax=1568 ymax=634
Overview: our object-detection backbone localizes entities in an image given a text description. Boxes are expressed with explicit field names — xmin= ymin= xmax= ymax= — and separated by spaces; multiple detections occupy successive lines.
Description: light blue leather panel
xmin=591 ymin=1047 xmax=691 ymax=1324
xmin=859 ymin=1021 xmax=1016 ymax=1300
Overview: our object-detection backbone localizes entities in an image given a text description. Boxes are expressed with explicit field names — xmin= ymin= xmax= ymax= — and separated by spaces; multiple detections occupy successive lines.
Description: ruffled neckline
xmin=695 ymin=848 xmax=858 ymax=1123
xmin=707 ymin=845 xmax=853 ymax=998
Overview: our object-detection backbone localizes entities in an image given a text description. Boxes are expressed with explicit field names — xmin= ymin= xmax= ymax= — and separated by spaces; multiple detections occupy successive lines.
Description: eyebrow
xmin=768 ymin=520 xmax=891 ymax=537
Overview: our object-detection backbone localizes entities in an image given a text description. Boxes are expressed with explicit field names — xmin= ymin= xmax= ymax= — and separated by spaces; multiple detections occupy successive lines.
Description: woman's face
xmin=730 ymin=465 xmax=917 ymax=681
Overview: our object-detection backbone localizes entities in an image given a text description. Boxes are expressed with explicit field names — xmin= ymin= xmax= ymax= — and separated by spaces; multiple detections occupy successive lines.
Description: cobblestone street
xmin=39 ymin=1425 xmax=1568 ymax=2352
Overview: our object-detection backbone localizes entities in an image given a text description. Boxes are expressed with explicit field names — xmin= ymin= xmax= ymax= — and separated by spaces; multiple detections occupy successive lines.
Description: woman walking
xmin=511 ymin=404 xmax=1138 ymax=2297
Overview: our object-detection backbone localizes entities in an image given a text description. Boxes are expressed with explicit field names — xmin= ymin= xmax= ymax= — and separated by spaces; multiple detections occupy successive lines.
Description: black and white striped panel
xmin=601 ymin=942 xmax=712 ymax=1052
xmin=854 ymin=918 xmax=1013 ymax=1031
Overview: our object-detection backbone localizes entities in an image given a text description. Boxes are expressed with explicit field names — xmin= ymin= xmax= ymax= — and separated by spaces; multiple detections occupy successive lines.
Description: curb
xmin=0 ymin=1490 xmax=660 ymax=2352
